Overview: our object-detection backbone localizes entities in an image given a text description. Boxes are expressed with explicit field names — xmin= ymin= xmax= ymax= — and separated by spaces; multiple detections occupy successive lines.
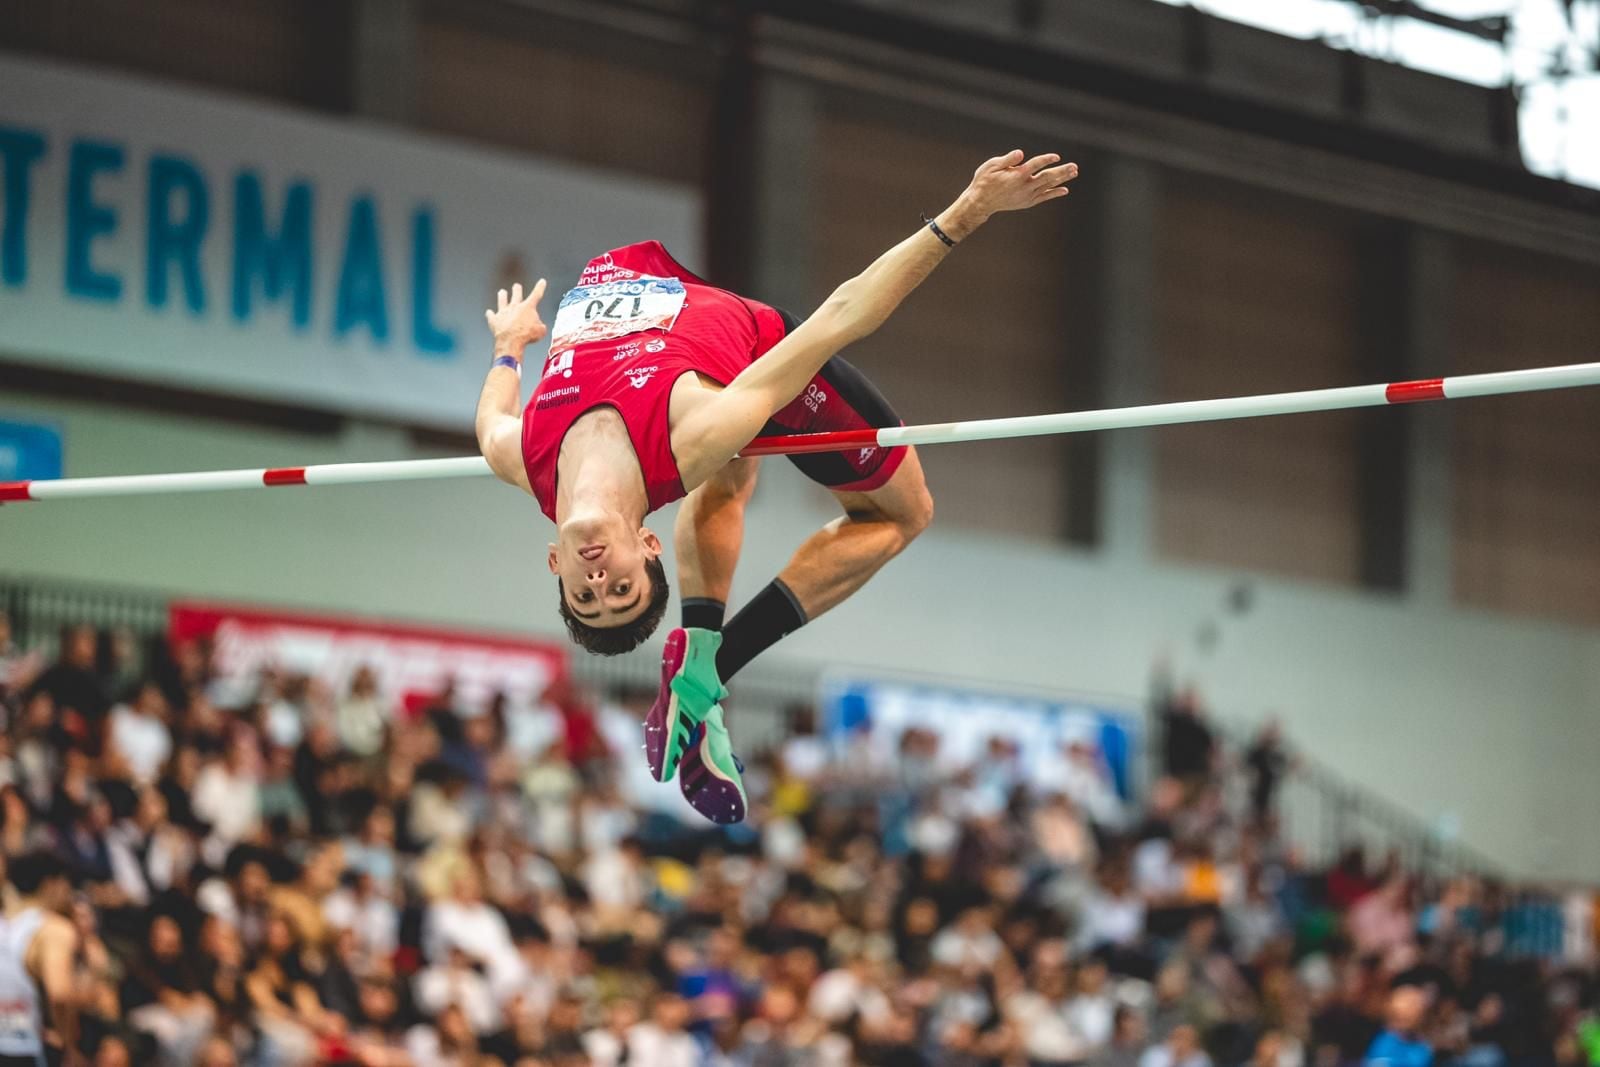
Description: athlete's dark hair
xmin=557 ymin=555 xmax=670 ymax=656
xmin=7 ymin=850 xmax=68 ymax=895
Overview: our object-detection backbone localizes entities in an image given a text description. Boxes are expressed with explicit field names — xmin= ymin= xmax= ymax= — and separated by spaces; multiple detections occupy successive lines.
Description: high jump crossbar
xmin=3 ymin=361 xmax=1597 ymax=503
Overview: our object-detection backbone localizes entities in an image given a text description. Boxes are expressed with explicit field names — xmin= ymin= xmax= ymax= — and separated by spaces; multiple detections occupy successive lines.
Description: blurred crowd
xmin=0 ymin=610 xmax=1597 ymax=1067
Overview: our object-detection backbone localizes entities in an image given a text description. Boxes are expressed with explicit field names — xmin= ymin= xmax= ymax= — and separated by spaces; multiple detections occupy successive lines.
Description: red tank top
xmin=521 ymin=242 xmax=788 ymax=522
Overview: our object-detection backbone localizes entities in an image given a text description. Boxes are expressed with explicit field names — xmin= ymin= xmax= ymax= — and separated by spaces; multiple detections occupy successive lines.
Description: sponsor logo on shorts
xmin=645 ymin=338 xmax=666 ymax=353
xmin=536 ymin=385 xmax=582 ymax=409
xmin=544 ymin=351 xmax=574 ymax=379
xmin=803 ymin=383 xmax=827 ymax=413
xmin=627 ymin=366 xmax=660 ymax=389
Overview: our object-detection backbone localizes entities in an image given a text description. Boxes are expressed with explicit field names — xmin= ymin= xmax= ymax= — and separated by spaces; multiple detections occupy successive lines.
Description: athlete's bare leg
xmin=773 ymin=447 xmax=933 ymax=619
xmin=673 ymin=456 xmax=760 ymax=604
xmin=645 ymin=459 xmax=761 ymax=790
xmin=658 ymin=448 xmax=931 ymax=824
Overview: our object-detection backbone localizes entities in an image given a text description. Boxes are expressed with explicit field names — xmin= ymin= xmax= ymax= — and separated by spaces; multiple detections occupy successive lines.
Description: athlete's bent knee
xmin=885 ymin=485 xmax=933 ymax=552
xmin=901 ymin=485 xmax=934 ymax=541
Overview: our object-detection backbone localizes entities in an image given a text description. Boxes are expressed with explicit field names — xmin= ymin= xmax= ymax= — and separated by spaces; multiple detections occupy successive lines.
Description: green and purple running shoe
xmin=642 ymin=627 xmax=728 ymax=783
xmin=678 ymin=706 xmax=749 ymax=825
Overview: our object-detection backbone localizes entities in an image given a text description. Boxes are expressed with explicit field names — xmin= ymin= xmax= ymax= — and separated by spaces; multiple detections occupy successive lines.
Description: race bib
xmin=548 ymin=276 xmax=686 ymax=351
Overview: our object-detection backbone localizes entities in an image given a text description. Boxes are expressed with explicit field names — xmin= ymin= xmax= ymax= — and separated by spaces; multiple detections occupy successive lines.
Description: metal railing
xmin=1 ymin=574 xmax=170 ymax=662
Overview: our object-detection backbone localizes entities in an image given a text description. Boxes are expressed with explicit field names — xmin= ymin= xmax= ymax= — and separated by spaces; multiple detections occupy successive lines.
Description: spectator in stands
xmin=192 ymin=727 xmax=262 ymax=851
xmin=1098 ymin=1005 xmax=1150 ymax=1067
xmin=10 ymin=688 xmax=62 ymax=813
xmin=413 ymin=944 xmax=499 ymax=1035
xmin=121 ymin=912 xmax=214 ymax=1062
xmin=1349 ymin=876 xmax=1416 ymax=956
xmin=1327 ymin=845 xmax=1379 ymax=910
xmin=335 ymin=664 xmax=386 ymax=759
xmin=105 ymin=681 xmax=172 ymax=787
xmin=247 ymin=912 xmax=341 ymax=1060
xmin=1160 ymin=687 xmax=1216 ymax=786
xmin=1072 ymin=955 xmax=1118 ymax=1048
xmin=32 ymin=624 xmax=109 ymax=738
xmin=325 ymin=866 xmax=399 ymax=960
xmin=423 ymin=864 xmax=520 ymax=989
xmin=1228 ymin=868 xmax=1289 ymax=963
xmin=809 ymin=948 xmax=893 ymax=1030
xmin=779 ymin=703 xmax=829 ymax=784
xmin=1248 ymin=1030 xmax=1291 ymax=1067
xmin=1245 ymin=718 xmax=1291 ymax=823
xmin=1365 ymin=986 xmax=1434 ymax=1067
xmin=1076 ymin=861 xmax=1148 ymax=959
xmin=1006 ymin=949 xmax=1098 ymax=1063
xmin=104 ymin=784 xmax=182 ymax=908
xmin=627 ymin=992 xmax=698 ymax=1067
xmin=197 ymin=846 xmax=273 ymax=950
xmin=1142 ymin=1023 xmax=1214 ymax=1067
xmin=256 ymin=744 xmax=309 ymax=835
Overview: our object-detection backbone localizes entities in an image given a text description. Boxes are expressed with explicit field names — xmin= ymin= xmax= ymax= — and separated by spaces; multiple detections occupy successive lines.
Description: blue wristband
xmin=492 ymin=355 xmax=521 ymax=375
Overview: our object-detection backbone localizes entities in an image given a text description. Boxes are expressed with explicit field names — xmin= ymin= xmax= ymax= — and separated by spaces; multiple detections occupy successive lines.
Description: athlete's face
xmin=549 ymin=517 xmax=662 ymax=627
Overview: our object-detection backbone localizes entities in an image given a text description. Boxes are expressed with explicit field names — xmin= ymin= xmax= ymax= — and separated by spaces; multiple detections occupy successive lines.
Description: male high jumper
xmin=475 ymin=150 xmax=1078 ymax=823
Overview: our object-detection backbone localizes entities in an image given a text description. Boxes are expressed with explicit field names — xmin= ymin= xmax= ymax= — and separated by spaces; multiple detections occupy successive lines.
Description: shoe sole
xmin=643 ymin=629 xmax=687 ymax=782
xmin=681 ymin=706 xmax=748 ymax=825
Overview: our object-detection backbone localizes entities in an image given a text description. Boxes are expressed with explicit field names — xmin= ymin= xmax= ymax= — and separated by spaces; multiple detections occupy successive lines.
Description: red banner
xmin=169 ymin=601 xmax=567 ymax=716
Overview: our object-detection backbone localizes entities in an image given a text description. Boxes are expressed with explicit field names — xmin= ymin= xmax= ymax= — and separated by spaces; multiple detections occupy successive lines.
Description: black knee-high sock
xmin=681 ymin=597 xmax=727 ymax=632
xmin=716 ymin=578 xmax=808 ymax=681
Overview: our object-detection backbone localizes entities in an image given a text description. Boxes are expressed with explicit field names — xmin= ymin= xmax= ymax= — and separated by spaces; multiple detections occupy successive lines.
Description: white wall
xmin=5 ymin=390 xmax=1599 ymax=880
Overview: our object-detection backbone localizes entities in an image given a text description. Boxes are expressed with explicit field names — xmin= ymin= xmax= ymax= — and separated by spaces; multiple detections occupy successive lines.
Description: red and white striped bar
xmin=0 ymin=457 xmax=491 ymax=503
xmin=2 ymin=362 xmax=1597 ymax=502
xmin=741 ymin=361 xmax=1600 ymax=456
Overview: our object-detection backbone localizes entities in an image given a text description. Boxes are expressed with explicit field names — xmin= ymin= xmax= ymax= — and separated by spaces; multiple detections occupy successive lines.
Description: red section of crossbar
xmin=262 ymin=468 xmax=308 ymax=486
xmin=0 ymin=482 xmax=32 ymax=502
xmin=740 ymin=427 xmax=881 ymax=457
xmin=1385 ymin=378 xmax=1446 ymax=404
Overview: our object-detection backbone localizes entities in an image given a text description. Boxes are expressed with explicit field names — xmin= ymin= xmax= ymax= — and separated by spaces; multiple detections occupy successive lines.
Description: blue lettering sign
xmin=411 ymin=207 xmax=455 ymax=357
xmin=145 ymin=154 xmax=209 ymax=314
xmin=333 ymin=194 xmax=388 ymax=344
xmin=232 ymin=172 xmax=314 ymax=329
xmin=65 ymin=139 xmax=124 ymax=302
xmin=0 ymin=126 xmax=46 ymax=289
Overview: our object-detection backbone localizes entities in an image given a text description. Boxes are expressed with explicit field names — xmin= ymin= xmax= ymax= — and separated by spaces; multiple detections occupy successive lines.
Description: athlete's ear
xmin=639 ymin=527 xmax=663 ymax=559
xmin=547 ymin=543 xmax=560 ymax=575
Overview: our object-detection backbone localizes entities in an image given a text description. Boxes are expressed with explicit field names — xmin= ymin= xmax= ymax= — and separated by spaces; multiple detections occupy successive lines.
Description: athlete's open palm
xmin=964 ymin=150 xmax=1078 ymax=216
xmin=486 ymin=279 xmax=549 ymax=348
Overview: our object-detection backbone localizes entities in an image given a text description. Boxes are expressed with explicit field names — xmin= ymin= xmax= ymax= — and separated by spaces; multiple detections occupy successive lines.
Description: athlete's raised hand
xmin=957 ymin=150 xmax=1078 ymax=223
xmin=485 ymin=278 xmax=549 ymax=355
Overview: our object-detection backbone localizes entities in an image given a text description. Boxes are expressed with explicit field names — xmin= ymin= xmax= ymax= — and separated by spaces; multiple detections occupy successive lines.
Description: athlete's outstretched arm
xmin=673 ymin=150 xmax=1077 ymax=491
xmin=476 ymin=279 xmax=549 ymax=491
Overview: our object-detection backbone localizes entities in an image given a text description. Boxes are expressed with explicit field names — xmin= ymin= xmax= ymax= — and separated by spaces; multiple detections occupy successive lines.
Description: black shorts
xmin=760 ymin=308 xmax=908 ymax=492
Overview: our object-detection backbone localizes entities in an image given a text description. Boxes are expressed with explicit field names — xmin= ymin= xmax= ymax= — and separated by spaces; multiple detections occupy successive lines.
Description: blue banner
xmin=822 ymin=674 xmax=1141 ymax=800
xmin=0 ymin=417 xmax=63 ymax=481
